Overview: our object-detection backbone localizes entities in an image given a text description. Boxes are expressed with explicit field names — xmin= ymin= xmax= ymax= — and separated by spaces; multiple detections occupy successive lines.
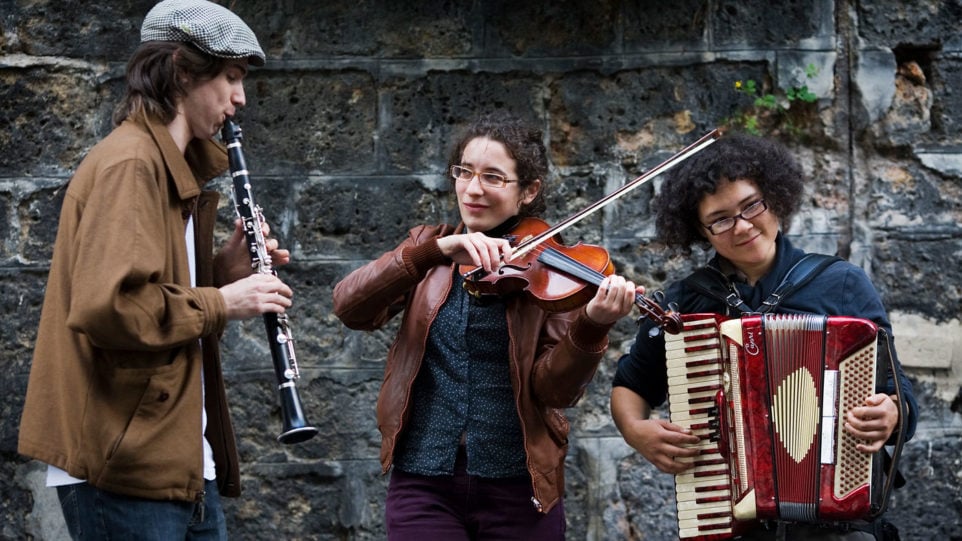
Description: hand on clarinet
xmin=844 ymin=393 xmax=900 ymax=453
xmin=215 ymin=217 xmax=294 ymax=321
xmin=220 ymin=273 xmax=293 ymax=320
xmin=214 ymin=218 xmax=291 ymax=286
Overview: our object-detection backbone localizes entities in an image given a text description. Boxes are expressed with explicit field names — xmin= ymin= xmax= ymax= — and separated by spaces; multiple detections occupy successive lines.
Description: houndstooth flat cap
xmin=141 ymin=0 xmax=265 ymax=67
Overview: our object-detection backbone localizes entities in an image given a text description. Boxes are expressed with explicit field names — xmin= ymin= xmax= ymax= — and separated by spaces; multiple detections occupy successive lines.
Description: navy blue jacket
xmin=612 ymin=233 xmax=917 ymax=440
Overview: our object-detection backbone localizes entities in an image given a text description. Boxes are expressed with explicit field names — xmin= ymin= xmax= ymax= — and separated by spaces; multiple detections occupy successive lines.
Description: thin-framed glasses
xmin=450 ymin=165 xmax=518 ymax=189
xmin=702 ymin=199 xmax=768 ymax=235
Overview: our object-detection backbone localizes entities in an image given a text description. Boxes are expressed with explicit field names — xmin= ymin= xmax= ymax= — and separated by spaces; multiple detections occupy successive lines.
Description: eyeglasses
xmin=450 ymin=165 xmax=518 ymax=189
xmin=702 ymin=199 xmax=769 ymax=235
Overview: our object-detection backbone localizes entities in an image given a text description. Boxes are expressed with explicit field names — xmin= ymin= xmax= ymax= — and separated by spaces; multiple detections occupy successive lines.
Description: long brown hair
xmin=113 ymin=41 xmax=230 ymax=125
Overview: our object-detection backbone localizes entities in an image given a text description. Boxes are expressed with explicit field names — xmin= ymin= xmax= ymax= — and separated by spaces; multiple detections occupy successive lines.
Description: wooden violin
xmin=460 ymin=217 xmax=684 ymax=333
xmin=461 ymin=129 xmax=722 ymax=334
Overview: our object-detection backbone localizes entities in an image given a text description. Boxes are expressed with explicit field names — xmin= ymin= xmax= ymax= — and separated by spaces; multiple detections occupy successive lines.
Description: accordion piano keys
xmin=665 ymin=313 xmax=882 ymax=540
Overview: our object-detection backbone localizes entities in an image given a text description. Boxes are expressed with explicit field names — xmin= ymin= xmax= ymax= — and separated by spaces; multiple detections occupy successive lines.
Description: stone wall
xmin=2 ymin=1 xmax=960 ymax=540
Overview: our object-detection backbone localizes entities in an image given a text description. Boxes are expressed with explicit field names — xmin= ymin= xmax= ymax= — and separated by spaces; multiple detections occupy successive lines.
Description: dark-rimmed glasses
xmin=450 ymin=165 xmax=518 ymax=189
xmin=702 ymin=199 xmax=769 ymax=235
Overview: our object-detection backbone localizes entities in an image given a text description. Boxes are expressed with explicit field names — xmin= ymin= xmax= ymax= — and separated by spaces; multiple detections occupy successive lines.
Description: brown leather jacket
xmin=18 ymin=112 xmax=239 ymax=502
xmin=332 ymin=223 xmax=614 ymax=514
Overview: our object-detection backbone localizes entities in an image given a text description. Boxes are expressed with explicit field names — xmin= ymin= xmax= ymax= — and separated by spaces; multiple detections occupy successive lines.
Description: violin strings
xmin=537 ymin=246 xmax=675 ymax=329
xmin=538 ymin=246 xmax=608 ymax=286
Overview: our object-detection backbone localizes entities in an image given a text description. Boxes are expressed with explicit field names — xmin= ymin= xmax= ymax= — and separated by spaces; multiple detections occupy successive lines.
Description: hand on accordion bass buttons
xmin=844 ymin=392 xmax=900 ymax=453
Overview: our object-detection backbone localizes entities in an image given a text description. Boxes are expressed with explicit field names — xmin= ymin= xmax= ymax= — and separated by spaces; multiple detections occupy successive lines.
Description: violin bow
xmin=509 ymin=128 xmax=722 ymax=261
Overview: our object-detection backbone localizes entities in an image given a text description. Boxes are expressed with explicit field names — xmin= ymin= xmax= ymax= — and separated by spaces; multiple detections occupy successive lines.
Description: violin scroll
xmin=635 ymin=292 xmax=683 ymax=334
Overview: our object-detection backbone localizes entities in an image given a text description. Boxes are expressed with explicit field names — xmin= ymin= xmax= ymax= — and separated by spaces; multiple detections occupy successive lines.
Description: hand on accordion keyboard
xmin=623 ymin=418 xmax=702 ymax=474
xmin=844 ymin=392 xmax=901 ymax=454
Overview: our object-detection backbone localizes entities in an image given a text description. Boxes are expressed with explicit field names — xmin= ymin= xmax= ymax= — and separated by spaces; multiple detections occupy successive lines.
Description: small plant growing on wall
xmin=726 ymin=63 xmax=820 ymax=138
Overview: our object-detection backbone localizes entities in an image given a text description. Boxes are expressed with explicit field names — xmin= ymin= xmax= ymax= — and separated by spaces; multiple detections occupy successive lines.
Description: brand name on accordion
xmin=745 ymin=328 xmax=760 ymax=356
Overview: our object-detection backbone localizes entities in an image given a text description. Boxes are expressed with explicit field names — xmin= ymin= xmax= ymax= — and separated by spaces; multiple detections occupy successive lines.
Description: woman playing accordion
xmin=610 ymin=134 xmax=916 ymax=541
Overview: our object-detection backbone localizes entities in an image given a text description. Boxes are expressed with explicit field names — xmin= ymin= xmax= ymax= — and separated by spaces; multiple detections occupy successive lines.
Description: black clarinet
xmin=221 ymin=117 xmax=318 ymax=444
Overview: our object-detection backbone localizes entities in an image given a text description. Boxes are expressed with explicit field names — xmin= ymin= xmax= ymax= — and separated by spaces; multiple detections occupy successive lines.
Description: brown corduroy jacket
xmin=18 ymin=111 xmax=240 ymax=502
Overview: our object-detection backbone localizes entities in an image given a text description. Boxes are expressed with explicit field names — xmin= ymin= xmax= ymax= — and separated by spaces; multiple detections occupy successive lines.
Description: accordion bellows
xmin=665 ymin=313 xmax=880 ymax=540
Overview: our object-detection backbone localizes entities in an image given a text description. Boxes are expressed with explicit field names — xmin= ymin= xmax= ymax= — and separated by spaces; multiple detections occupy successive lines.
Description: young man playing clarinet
xmin=610 ymin=133 xmax=917 ymax=540
xmin=18 ymin=1 xmax=292 ymax=538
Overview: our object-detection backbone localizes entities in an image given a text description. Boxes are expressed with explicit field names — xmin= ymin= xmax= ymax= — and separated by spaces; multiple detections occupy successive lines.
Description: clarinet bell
xmin=277 ymin=384 xmax=318 ymax=444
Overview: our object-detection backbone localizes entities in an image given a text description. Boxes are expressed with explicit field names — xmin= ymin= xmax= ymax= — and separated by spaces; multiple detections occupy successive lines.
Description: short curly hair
xmin=447 ymin=112 xmax=548 ymax=218
xmin=655 ymin=133 xmax=804 ymax=251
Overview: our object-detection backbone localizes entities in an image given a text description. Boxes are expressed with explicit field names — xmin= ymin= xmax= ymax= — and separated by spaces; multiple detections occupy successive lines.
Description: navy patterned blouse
xmin=393 ymin=271 xmax=528 ymax=478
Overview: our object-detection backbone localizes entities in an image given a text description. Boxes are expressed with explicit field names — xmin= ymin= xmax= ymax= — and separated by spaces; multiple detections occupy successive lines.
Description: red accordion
xmin=665 ymin=313 xmax=884 ymax=540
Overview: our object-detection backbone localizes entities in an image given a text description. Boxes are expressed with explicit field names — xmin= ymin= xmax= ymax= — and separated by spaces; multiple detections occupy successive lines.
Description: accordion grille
xmin=835 ymin=342 xmax=878 ymax=498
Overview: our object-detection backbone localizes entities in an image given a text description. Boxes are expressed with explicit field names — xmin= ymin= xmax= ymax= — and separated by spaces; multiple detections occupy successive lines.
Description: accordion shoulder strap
xmin=761 ymin=254 xmax=843 ymax=312
xmin=683 ymin=266 xmax=752 ymax=314
xmin=684 ymin=253 xmax=843 ymax=314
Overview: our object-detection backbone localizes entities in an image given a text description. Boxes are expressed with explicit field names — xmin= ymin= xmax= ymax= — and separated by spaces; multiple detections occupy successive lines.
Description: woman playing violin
xmin=333 ymin=112 xmax=638 ymax=540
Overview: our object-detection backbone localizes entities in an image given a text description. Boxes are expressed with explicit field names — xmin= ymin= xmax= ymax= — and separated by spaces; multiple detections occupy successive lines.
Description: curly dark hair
xmin=655 ymin=133 xmax=804 ymax=251
xmin=446 ymin=112 xmax=548 ymax=218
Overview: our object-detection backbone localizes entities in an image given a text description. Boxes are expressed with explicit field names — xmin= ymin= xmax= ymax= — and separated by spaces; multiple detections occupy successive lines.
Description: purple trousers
xmin=385 ymin=448 xmax=565 ymax=540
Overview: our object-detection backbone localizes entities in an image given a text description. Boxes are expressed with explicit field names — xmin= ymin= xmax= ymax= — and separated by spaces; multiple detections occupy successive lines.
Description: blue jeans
xmin=57 ymin=480 xmax=226 ymax=540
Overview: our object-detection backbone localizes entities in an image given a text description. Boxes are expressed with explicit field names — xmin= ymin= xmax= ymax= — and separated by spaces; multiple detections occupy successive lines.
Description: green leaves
xmin=727 ymin=63 xmax=820 ymax=137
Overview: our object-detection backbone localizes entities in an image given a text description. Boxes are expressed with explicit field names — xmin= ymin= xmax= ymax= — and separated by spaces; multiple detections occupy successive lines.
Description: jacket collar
xmin=709 ymin=232 xmax=805 ymax=292
xmin=135 ymin=111 xmax=229 ymax=200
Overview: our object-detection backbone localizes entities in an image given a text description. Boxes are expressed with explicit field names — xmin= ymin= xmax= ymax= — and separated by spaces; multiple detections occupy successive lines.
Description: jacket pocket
xmin=84 ymin=352 xmax=196 ymax=485
xmin=542 ymin=406 xmax=570 ymax=448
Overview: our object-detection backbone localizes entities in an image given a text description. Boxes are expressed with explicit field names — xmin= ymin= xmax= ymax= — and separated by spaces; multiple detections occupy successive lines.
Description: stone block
xmin=482 ymin=1 xmax=620 ymax=57
xmin=0 ymin=189 xmax=10 ymax=262
xmin=548 ymin=63 xmax=763 ymax=167
xmin=0 ymin=271 xmax=46 ymax=377
xmin=236 ymin=0 xmax=477 ymax=58
xmin=872 ymin=233 xmax=962 ymax=322
xmin=857 ymin=0 xmax=962 ymax=49
xmin=776 ymin=50 xmax=836 ymax=99
xmin=886 ymin=380 xmax=962 ymax=540
xmin=916 ymin=147 xmax=962 ymax=178
xmin=224 ymin=368 xmax=382 ymax=463
xmin=12 ymin=460 xmax=65 ymax=541
xmin=612 ymin=442 xmax=679 ymax=541
xmin=712 ymin=0 xmax=835 ymax=49
xmin=222 ymin=458 xmax=387 ymax=538
xmin=14 ymin=181 xmax=66 ymax=265
xmin=1 ymin=1 xmax=142 ymax=59
xmin=930 ymin=57 xmax=962 ymax=138
xmin=624 ymin=0 xmax=709 ymax=51
xmin=379 ymin=71 xmax=544 ymax=174
xmin=855 ymin=49 xmax=897 ymax=125
xmin=889 ymin=312 xmax=961 ymax=369
xmin=0 ymin=69 xmax=120 ymax=177
xmin=233 ymin=70 xmax=377 ymax=176
xmin=290 ymin=176 xmax=455 ymax=262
